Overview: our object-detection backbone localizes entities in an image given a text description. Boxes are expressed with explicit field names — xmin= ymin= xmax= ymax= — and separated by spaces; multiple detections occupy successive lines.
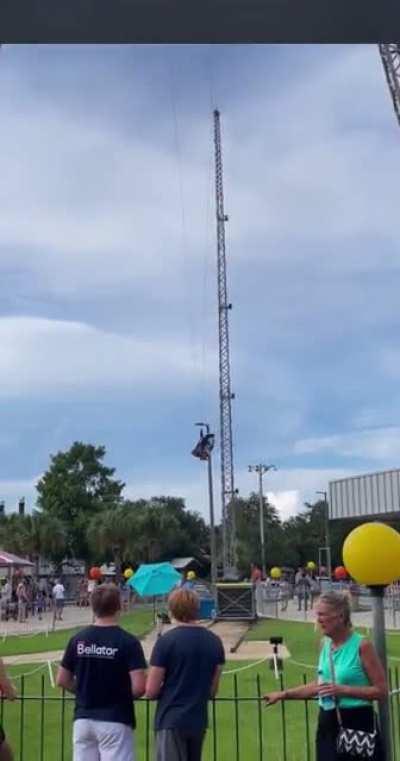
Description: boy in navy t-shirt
xmin=57 ymin=583 xmax=146 ymax=761
xmin=146 ymin=588 xmax=225 ymax=761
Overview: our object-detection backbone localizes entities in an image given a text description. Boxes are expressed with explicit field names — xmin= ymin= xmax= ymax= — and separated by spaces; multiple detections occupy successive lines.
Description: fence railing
xmin=3 ymin=669 xmax=400 ymax=761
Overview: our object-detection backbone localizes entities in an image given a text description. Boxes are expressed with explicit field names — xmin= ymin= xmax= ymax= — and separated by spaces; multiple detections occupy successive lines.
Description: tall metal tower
xmin=213 ymin=109 xmax=237 ymax=578
xmin=379 ymin=45 xmax=400 ymax=127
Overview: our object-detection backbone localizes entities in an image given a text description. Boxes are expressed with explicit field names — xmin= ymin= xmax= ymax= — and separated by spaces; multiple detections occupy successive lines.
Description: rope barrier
xmin=222 ymin=656 xmax=270 ymax=675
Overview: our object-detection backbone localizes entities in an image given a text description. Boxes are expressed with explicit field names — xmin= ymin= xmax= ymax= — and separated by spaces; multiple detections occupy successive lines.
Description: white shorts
xmin=73 ymin=719 xmax=135 ymax=761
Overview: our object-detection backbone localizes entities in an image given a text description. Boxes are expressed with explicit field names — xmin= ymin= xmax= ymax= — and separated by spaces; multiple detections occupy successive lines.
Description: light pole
xmin=192 ymin=423 xmax=217 ymax=586
xmin=316 ymin=490 xmax=332 ymax=582
xmin=248 ymin=464 xmax=277 ymax=578
xmin=344 ymin=521 xmax=400 ymax=761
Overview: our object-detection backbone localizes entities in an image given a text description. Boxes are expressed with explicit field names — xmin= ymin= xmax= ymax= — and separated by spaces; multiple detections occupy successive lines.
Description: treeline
xmin=0 ymin=441 xmax=385 ymax=575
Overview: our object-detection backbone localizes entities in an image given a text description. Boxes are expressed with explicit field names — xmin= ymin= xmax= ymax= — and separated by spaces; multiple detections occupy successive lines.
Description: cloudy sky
xmin=1 ymin=44 xmax=400 ymax=523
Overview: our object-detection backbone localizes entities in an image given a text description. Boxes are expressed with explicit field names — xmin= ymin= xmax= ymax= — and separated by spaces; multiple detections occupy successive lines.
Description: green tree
xmin=86 ymin=505 xmax=139 ymax=575
xmin=36 ymin=441 xmax=124 ymax=561
xmin=235 ymin=493 xmax=283 ymax=575
xmin=0 ymin=513 xmax=66 ymax=571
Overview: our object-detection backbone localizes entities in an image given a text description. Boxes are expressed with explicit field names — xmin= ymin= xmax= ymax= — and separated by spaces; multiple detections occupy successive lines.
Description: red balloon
xmin=89 ymin=566 xmax=102 ymax=581
xmin=334 ymin=565 xmax=348 ymax=581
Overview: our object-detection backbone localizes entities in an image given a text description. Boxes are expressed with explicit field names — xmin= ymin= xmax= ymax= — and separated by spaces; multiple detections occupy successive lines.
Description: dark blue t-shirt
xmin=150 ymin=625 xmax=225 ymax=731
xmin=61 ymin=625 xmax=146 ymax=728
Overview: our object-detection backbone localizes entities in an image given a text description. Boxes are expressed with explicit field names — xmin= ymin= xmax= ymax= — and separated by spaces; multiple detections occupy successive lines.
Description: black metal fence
xmin=2 ymin=670 xmax=400 ymax=761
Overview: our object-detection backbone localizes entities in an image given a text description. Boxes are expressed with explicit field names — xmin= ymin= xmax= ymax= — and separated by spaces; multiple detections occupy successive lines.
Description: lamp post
xmin=316 ymin=490 xmax=332 ymax=582
xmin=343 ymin=521 xmax=400 ymax=761
xmin=248 ymin=464 xmax=277 ymax=579
xmin=192 ymin=423 xmax=217 ymax=586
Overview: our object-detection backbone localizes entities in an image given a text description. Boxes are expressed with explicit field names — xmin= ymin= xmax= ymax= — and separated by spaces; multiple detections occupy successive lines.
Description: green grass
xmin=247 ymin=617 xmax=400 ymax=665
xmin=3 ymin=617 xmax=400 ymax=760
xmin=1 ymin=608 xmax=154 ymax=658
xmin=2 ymin=659 xmax=321 ymax=761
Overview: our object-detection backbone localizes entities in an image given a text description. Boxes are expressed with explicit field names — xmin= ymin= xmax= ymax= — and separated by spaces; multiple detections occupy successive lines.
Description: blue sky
xmin=1 ymin=44 xmax=400 ymax=522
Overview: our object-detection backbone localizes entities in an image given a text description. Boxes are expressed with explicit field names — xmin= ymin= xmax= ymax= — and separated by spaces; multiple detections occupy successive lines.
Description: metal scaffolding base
xmin=215 ymin=583 xmax=256 ymax=620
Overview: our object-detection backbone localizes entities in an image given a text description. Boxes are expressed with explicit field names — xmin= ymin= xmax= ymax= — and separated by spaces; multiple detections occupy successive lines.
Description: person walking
xmin=16 ymin=579 xmax=27 ymax=623
xmin=264 ymin=591 xmax=386 ymax=760
xmin=53 ymin=578 xmax=65 ymax=621
xmin=295 ymin=568 xmax=311 ymax=612
xmin=146 ymin=587 xmax=225 ymax=761
xmin=0 ymin=657 xmax=17 ymax=760
xmin=56 ymin=583 xmax=146 ymax=761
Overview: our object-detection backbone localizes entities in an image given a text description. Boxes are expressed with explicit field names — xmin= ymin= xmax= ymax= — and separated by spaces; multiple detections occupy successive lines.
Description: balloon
xmin=270 ymin=567 xmax=282 ymax=580
xmin=187 ymin=571 xmax=196 ymax=580
xmin=124 ymin=568 xmax=134 ymax=580
xmin=343 ymin=522 xmax=400 ymax=586
xmin=306 ymin=561 xmax=317 ymax=572
xmin=334 ymin=566 xmax=348 ymax=581
xmin=89 ymin=566 xmax=102 ymax=581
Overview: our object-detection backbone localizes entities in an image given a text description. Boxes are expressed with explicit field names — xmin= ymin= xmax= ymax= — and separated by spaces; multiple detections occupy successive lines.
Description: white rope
xmin=287 ymin=658 xmax=316 ymax=670
xmin=222 ymin=656 xmax=270 ymax=675
xmin=17 ymin=662 xmax=49 ymax=680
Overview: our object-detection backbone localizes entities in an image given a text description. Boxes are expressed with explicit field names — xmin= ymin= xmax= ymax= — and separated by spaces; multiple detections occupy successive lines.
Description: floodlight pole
xmin=248 ymin=464 xmax=277 ymax=578
xmin=316 ymin=490 xmax=332 ymax=582
xmin=369 ymin=586 xmax=392 ymax=761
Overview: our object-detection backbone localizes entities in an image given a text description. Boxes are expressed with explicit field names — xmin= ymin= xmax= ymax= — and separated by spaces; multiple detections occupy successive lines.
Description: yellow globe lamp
xmin=270 ymin=567 xmax=282 ymax=580
xmin=343 ymin=522 xmax=400 ymax=587
xmin=124 ymin=568 xmax=134 ymax=580
xmin=306 ymin=561 xmax=317 ymax=572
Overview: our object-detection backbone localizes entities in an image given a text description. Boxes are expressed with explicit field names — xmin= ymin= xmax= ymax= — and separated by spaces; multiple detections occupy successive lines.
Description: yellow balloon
xmin=343 ymin=522 xmax=400 ymax=586
xmin=270 ymin=567 xmax=282 ymax=580
xmin=187 ymin=571 xmax=196 ymax=580
xmin=124 ymin=568 xmax=133 ymax=580
xmin=306 ymin=561 xmax=317 ymax=571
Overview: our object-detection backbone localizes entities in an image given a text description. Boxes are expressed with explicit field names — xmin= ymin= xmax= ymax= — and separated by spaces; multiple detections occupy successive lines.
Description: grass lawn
xmin=2 ymin=658 xmax=320 ymax=761
xmin=0 ymin=607 xmax=154 ymax=658
xmin=2 ymin=618 xmax=400 ymax=760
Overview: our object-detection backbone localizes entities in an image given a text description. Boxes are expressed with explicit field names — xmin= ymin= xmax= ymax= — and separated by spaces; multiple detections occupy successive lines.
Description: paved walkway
xmin=258 ymin=597 xmax=400 ymax=630
xmin=1 ymin=604 xmax=93 ymax=637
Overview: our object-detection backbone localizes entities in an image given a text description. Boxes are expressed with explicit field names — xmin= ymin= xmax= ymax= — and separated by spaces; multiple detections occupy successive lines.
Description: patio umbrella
xmin=127 ymin=562 xmax=181 ymax=598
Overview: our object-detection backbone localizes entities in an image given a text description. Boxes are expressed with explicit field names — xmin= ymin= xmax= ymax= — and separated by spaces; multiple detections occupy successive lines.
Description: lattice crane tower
xmin=213 ymin=109 xmax=238 ymax=578
xmin=379 ymin=45 xmax=400 ymax=127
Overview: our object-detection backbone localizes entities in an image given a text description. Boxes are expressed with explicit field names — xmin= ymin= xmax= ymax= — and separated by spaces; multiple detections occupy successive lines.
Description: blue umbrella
xmin=127 ymin=562 xmax=181 ymax=598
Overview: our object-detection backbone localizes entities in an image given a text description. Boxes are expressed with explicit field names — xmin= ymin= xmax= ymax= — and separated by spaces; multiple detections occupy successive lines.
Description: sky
xmin=1 ymin=44 xmax=400 ymax=524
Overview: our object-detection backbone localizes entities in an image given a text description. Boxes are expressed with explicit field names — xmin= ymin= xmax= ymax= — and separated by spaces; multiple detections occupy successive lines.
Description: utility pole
xmin=192 ymin=423 xmax=217 ymax=586
xmin=248 ymin=464 xmax=277 ymax=578
xmin=213 ymin=109 xmax=237 ymax=579
xmin=316 ymin=490 xmax=332 ymax=581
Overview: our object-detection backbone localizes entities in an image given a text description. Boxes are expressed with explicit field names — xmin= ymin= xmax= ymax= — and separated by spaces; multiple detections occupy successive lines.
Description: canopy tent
xmin=0 ymin=550 xmax=34 ymax=582
xmin=0 ymin=551 xmax=34 ymax=568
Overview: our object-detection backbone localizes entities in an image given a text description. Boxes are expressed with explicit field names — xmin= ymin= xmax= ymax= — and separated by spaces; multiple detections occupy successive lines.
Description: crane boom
xmin=213 ymin=109 xmax=237 ymax=578
xmin=379 ymin=44 xmax=400 ymax=128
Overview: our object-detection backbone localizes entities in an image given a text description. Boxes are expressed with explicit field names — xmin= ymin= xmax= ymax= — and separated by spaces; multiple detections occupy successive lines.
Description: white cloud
xmin=0 ymin=316 xmax=215 ymax=397
xmin=294 ymin=428 xmax=400 ymax=462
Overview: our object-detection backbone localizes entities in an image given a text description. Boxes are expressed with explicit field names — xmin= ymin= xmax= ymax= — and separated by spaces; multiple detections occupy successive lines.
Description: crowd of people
xmin=0 ymin=575 xmax=66 ymax=623
xmin=0 ymin=581 xmax=389 ymax=761
xmin=251 ymin=563 xmax=324 ymax=611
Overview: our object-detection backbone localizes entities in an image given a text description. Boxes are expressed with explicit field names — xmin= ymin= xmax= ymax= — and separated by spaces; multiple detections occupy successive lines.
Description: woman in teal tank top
xmin=263 ymin=591 xmax=387 ymax=760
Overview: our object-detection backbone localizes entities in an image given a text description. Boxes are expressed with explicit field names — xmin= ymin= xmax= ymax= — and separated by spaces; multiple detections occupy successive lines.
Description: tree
xmin=0 ymin=513 xmax=66 ymax=572
xmin=86 ymin=505 xmax=142 ymax=575
xmin=36 ymin=442 xmax=124 ymax=561
xmin=235 ymin=493 xmax=283 ymax=574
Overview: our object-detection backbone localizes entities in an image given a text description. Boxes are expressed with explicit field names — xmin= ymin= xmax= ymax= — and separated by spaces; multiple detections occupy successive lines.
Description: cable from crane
xmin=166 ymin=51 xmax=200 ymax=381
